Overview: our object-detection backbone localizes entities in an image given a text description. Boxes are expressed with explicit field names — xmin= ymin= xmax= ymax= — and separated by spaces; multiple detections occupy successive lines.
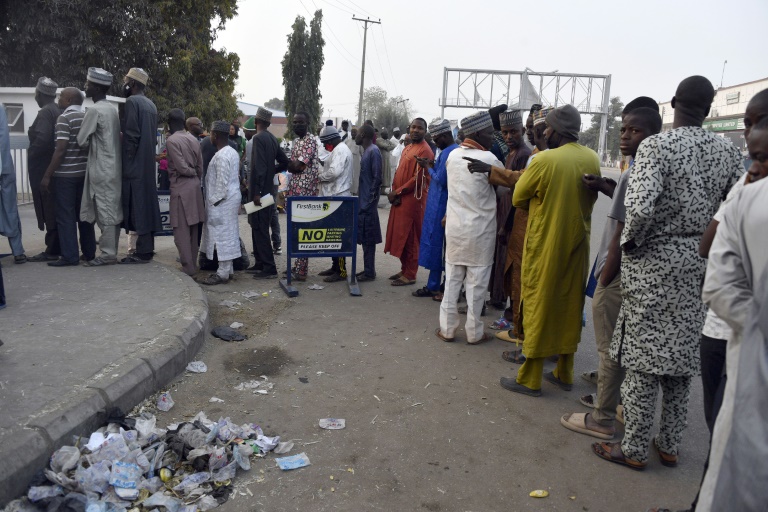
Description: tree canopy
xmin=579 ymin=96 xmax=624 ymax=162
xmin=357 ymin=86 xmax=411 ymax=133
xmin=281 ymin=10 xmax=325 ymax=137
xmin=264 ymin=97 xmax=286 ymax=112
xmin=0 ymin=0 xmax=241 ymax=125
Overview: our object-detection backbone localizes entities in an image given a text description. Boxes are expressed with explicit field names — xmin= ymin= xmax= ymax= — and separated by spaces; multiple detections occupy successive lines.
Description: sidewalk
xmin=0 ymin=205 xmax=208 ymax=506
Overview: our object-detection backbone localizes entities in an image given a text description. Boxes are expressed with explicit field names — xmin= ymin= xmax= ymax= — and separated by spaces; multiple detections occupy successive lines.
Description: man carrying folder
xmin=249 ymin=107 xmax=288 ymax=279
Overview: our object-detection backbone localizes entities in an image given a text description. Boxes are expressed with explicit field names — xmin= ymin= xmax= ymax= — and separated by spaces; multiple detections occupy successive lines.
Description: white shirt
xmin=318 ymin=141 xmax=352 ymax=197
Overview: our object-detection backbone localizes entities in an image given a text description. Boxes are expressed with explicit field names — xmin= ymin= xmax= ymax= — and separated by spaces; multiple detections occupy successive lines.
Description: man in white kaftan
xmin=437 ymin=112 xmax=501 ymax=344
xmin=699 ymin=177 xmax=768 ymax=511
xmin=200 ymin=121 xmax=242 ymax=285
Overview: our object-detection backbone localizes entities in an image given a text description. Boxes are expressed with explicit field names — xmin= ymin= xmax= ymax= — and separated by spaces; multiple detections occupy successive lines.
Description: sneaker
xmin=318 ymin=267 xmax=336 ymax=276
xmin=48 ymin=258 xmax=79 ymax=267
xmin=323 ymin=273 xmax=346 ymax=283
xmin=273 ymin=246 xmax=282 ymax=255
xmin=252 ymin=271 xmax=278 ymax=280
xmin=82 ymin=257 xmax=117 ymax=267
xmin=27 ymin=252 xmax=58 ymax=262
xmin=14 ymin=254 xmax=27 ymax=264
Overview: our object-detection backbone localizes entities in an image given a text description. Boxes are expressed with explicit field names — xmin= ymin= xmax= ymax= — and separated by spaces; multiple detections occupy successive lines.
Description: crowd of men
xmin=1 ymin=70 xmax=767 ymax=509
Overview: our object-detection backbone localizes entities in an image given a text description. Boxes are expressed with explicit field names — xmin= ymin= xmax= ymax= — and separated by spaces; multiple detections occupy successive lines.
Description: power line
xmin=318 ymin=0 xmax=355 ymax=16
xmin=369 ymin=28 xmax=391 ymax=92
xmin=379 ymin=27 xmax=400 ymax=97
xmin=337 ymin=0 xmax=376 ymax=18
xmin=310 ymin=0 xmax=359 ymax=63
xmin=298 ymin=0 xmax=359 ymax=69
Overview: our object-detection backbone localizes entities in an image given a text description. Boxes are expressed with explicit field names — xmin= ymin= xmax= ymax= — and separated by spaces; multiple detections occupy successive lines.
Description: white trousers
xmin=439 ymin=263 xmax=492 ymax=343
xmin=217 ymin=260 xmax=234 ymax=280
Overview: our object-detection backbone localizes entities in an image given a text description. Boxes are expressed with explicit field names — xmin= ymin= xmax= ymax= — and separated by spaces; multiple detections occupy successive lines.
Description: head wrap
xmin=242 ymin=116 xmax=256 ymax=130
xmin=533 ymin=108 xmax=551 ymax=126
xmin=325 ymin=119 xmax=334 ymax=126
xmin=460 ymin=111 xmax=493 ymax=135
xmin=529 ymin=103 xmax=543 ymax=115
xmin=35 ymin=77 xmax=58 ymax=96
xmin=125 ymin=67 xmax=149 ymax=85
xmin=319 ymin=125 xmax=341 ymax=143
xmin=545 ymin=105 xmax=581 ymax=139
xmin=255 ymin=107 xmax=272 ymax=123
xmin=499 ymin=110 xmax=523 ymax=127
xmin=87 ymin=67 xmax=113 ymax=86
xmin=393 ymin=127 xmax=400 ymax=132
xmin=212 ymin=120 xmax=230 ymax=134
xmin=428 ymin=119 xmax=452 ymax=137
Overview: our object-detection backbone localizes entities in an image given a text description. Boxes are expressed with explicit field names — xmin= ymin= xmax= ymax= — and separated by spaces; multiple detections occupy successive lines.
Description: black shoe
xmin=48 ymin=258 xmax=79 ymax=267
xmin=246 ymin=265 xmax=264 ymax=273
xmin=14 ymin=254 xmax=27 ymax=264
xmin=323 ymin=273 xmax=346 ymax=283
xmin=318 ymin=267 xmax=336 ymax=276
xmin=252 ymin=271 xmax=278 ymax=279
xmin=273 ymin=246 xmax=282 ymax=255
xmin=27 ymin=252 xmax=58 ymax=262
xmin=357 ymin=274 xmax=376 ymax=282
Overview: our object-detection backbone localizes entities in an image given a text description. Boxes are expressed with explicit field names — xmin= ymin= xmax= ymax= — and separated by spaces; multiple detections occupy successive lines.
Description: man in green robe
xmin=500 ymin=105 xmax=600 ymax=397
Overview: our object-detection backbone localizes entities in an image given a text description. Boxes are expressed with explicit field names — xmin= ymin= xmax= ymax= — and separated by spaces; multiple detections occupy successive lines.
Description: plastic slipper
xmin=432 ymin=292 xmax=444 ymax=301
xmin=592 ymin=441 xmax=646 ymax=471
xmin=435 ymin=327 xmax=454 ymax=343
xmin=467 ymin=332 xmax=492 ymax=345
xmin=579 ymin=393 xmax=597 ymax=408
xmin=501 ymin=349 xmax=526 ymax=364
xmin=560 ymin=412 xmax=614 ymax=440
xmin=581 ymin=370 xmax=599 ymax=385
xmin=388 ymin=272 xmax=403 ymax=280
xmin=391 ymin=277 xmax=416 ymax=286
xmin=412 ymin=286 xmax=437 ymax=297
xmin=495 ymin=329 xmax=522 ymax=343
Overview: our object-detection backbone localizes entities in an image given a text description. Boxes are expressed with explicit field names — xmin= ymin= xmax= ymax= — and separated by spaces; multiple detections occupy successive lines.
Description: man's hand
xmin=463 ymin=156 xmax=491 ymax=174
xmin=253 ymin=196 xmax=262 ymax=206
xmin=41 ymin=175 xmax=51 ymax=195
xmin=415 ymin=156 xmax=433 ymax=170
xmin=387 ymin=190 xmax=399 ymax=203
xmin=582 ymin=174 xmax=617 ymax=197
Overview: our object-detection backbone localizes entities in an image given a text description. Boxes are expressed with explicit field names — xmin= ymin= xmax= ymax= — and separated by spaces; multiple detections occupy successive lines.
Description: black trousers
xmin=135 ymin=233 xmax=154 ymax=260
xmin=54 ymin=176 xmax=96 ymax=263
xmin=250 ymin=208 xmax=276 ymax=274
xmin=362 ymin=243 xmax=376 ymax=277
xmin=0 ymin=259 xmax=5 ymax=307
xmin=331 ymin=257 xmax=347 ymax=277
xmin=700 ymin=334 xmax=727 ymax=433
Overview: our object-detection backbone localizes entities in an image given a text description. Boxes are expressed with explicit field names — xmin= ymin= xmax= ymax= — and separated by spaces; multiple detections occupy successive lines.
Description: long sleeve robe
xmin=418 ymin=143 xmax=457 ymax=272
xmin=166 ymin=131 xmax=205 ymax=228
xmin=357 ymin=144 xmax=382 ymax=245
xmin=201 ymin=146 xmax=241 ymax=261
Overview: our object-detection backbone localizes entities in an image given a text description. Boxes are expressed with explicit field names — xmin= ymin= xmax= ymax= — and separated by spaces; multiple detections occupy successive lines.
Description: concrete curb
xmin=0 ymin=268 xmax=209 ymax=507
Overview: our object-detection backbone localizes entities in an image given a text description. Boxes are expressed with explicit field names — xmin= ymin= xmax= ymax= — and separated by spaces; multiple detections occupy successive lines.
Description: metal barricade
xmin=11 ymin=147 xmax=32 ymax=205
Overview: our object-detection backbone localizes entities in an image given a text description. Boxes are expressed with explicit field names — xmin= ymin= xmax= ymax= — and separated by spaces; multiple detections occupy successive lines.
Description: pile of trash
xmin=5 ymin=410 xmax=284 ymax=512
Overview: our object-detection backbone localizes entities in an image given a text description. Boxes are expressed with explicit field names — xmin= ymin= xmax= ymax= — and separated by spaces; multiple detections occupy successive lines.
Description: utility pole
xmin=720 ymin=60 xmax=727 ymax=88
xmin=353 ymin=16 xmax=381 ymax=126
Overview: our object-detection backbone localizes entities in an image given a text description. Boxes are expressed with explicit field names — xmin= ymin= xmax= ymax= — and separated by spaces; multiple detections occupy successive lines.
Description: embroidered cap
xmin=212 ymin=120 xmax=231 ymax=134
xmin=36 ymin=77 xmax=58 ymax=96
xmin=428 ymin=119 xmax=452 ymax=137
xmin=255 ymin=107 xmax=272 ymax=123
xmin=460 ymin=111 xmax=493 ymax=135
xmin=87 ymin=68 xmax=113 ymax=86
xmin=499 ymin=110 xmax=523 ymax=127
xmin=125 ymin=67 xmax=149 ymax=85
xmin=533 ymin=108 xmax=551 ymax=126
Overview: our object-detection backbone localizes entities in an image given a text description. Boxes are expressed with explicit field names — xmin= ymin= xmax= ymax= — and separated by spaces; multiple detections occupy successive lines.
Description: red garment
xmin=384 ymin=140 xmax=434 ymax=262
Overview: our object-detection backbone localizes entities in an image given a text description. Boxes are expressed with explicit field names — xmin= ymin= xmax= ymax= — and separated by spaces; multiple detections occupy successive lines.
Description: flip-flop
xmin=388 ymin=272 xmax=403 ymax=280
xmin=560 ymin=412 xmax=614 ymax=440
xmin=579 ymin=393 xmax=597 ymax=408
xmin=653 ymin=438 xmax=678 ymax=467
xmin=544 ymin=370 xmax=573 ymax=391
xmin=581 ymin=370 xmax=599 ymax=385
xmin=467 ymin=332 xmax=492 ymax=345
xmin=391 ymin=277 xmax=416 ymax=286
xmin=432 ymin=292 xmax=444 ymax=301
xmin=501 ymin=349 xmax=526 ymax=364
xmin=592 ymin=441 xmax=646 ymax=471
xmin=435 ymin=328 xmax=454 ymax=343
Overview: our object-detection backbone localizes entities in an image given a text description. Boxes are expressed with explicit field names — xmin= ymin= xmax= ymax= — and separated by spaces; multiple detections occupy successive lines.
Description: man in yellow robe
xmin=500 ymin=105 xmax=600 ymax=396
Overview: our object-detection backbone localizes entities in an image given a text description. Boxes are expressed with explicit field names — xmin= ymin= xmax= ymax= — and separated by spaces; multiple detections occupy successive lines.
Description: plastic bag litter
xmin=197 ymin=495 xmax=220 ymax=510
xmin=144 ymin=491 xmax=183 ymax=512
xmin=229 ymin=321 xmax=243 ymax=329
xmin=50 ymin=445 xmax=80 ymax=473
xmin=135 ymin=414 xmax=157 ymax=440
xmin=307 ymin=284 xmax=324 ymax=290
xmin=109 ymin=460 xmax=142 ymax=489
xmin=212 ymin=460 xmax=237 ymax=482
xmin=273 ymin=441 xmax=294 ymax=454
xmin=209 ymin=447 xmax=227 ymax=470
xmin=139 ymin=476 xmax=164 ymax=493
xmin=179 ymin=505 xmax=200 ymax=512
xmin=173 ymin=472 xmax=210 ymax=492
xmin=204 ymin=423 xmax=219 ymax=445
xmin=253 ymin=434 xmax=280 ymax=452
xmin=233 ymin=380 xmax=261 ymax=391
xmin=211 ymin=326 xmax=247 ymax=342
xmin=180 ymin=428 xmax=209 ymax=449
xmin=28 ymin=485 xmax=64 ymax=502
xmin=218 ymin=300 xmax=241 ymax=308
xmin=75 ymin=461 xmax=111 ymax=494
xmin=186 ymin=361 xmax=208 ymax=373
xmin=275 ymin=452 xmax=311 ymax=470
xmin=89 ymin=434 xmax=130 ymax=464
xmin=233 ymin=443 xmax=252 ymax=470
xmin=319 ymin=418 xmax=346 ymax=430
xmin=157 ymin=392 xmax=175 ymax=411
xmin=209 ymin=397 xmax=224 ymax=403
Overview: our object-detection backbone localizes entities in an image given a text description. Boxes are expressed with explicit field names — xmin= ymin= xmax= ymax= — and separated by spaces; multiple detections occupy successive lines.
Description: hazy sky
xmin=215 ymin=0 xmax=768 ymax=123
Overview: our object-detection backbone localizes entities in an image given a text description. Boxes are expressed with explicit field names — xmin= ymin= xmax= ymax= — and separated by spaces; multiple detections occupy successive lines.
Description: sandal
xmin=581 ymin=370 xmax=599 ymax=385
xmin=467 ymin=332 xmax=492 ymax=345
xmin=495 ymin=329 xmax=522 ymax=344
xmin=119 ymin=255 xmax=150 ymax=264
xmin=435 ymin=327 xmax=454 ymax=343
xmin=501 ymin=349 xmax=526 ymax=364
xmin=592 ymin=441 xmax=646 ymax=471
xmin=388 ymin=271 xmax=403 ymax=280
xmin=412 ymin=286 xmax=438 ymax=297
xmin=579 ymin=393 xmax=597 ymax=408
xmin=82 ymin=257 xmax=117 ymax=267
xmin=432 ymin=292 xmax=444 ymax=301
xmin=391 ymin=276 xmax=416 ymax=286
xmin=560 ymin=412 xmax=614 ymax=440
xmin=199 ymin=273 xmax=229 ymax=285
xmin=653 ymin=438 xmax=678 ymax=467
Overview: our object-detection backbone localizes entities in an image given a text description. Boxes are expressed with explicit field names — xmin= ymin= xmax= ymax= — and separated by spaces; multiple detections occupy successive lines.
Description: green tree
xmin=579 ymin=96 xmax=624 ymax=162
xmin=264 ymin=97 xmax=286 ymax=111
xmin=0 ymin=0 xmax=241 ymax=124
xmin=357 ymin=86 xmax=411 ymax=132
xmin=281 ymin=10 xmax=325 ymax=138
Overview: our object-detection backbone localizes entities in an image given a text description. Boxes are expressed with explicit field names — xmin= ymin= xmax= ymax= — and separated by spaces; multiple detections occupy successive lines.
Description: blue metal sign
xmin=280 ymin=196 xmax=361 ymax=297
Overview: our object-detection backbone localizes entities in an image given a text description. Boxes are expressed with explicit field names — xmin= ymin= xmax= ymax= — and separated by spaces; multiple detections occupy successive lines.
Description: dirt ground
xmin=150 ymin=183 xmax=708 ymax=512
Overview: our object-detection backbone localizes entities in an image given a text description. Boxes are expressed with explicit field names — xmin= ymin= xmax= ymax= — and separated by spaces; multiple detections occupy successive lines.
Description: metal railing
xmin=11 ymin=147 xmax=32 ymax=205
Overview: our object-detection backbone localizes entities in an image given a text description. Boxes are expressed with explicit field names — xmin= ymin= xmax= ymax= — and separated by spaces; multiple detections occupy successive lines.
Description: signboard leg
xmin=280 ymin=203 xmax=299 ymax=297
xmin=347 ymin=247 xmax=361 ymax=297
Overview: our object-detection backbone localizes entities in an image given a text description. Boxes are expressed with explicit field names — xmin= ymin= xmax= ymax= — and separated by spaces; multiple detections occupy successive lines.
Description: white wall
xmin=658 ymin=77 xmax=768 ymax=125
